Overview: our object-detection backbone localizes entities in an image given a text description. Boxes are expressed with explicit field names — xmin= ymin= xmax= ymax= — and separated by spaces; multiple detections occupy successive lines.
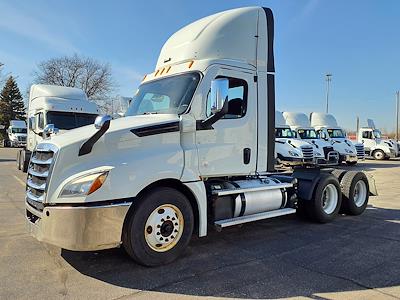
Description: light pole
xmin=325 ymin=74 xmax=332 ymax=113
xmin=396 ymin=91 xmax=399 ymax=141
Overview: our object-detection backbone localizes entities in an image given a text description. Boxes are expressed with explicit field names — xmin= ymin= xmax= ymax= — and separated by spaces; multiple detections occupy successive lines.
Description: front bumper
xmin=341 ymin=154 xmax=358 ymax=163
xmin=26 ymin=200 xmax=131 ymax=251
xmin=278 ymin=156 xmax=314 ymax=165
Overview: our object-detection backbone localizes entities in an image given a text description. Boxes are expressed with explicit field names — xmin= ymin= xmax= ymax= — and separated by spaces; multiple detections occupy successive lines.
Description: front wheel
xmin=122 ymin=187 xmax=194 ymax=267
xmin=372 ymin=150 xmax=385 ymax=160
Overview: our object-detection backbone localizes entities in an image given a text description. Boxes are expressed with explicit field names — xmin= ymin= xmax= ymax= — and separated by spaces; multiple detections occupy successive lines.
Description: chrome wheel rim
xmin=375 ymin=152 xmax=383 ymax=159
xmin=144 ymin=204 xmax=184 ymax=252
xmin=322 ymin=183 xmax=338 ymax=214
xmin=353 ymin=180 xmax=367 ymax=207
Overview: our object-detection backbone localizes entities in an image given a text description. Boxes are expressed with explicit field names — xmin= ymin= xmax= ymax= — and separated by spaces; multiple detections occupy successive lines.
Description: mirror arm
xmin=199 ymin=100 xmax=229 ymax=129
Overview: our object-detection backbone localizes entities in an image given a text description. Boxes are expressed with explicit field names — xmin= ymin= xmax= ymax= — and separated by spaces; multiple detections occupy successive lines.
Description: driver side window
xmin=206 ymin=77 xmax=248 ymax=119
xmin=362 ymin=131 xmax=371 ymax=139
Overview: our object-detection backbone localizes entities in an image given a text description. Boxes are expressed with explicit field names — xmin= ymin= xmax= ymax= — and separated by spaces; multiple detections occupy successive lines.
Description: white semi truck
xmin=282 ymin=112 xmax=338 ymax=164
xmin=310 ymin=112 xmax=364 ymax=165
xmin=25 ymin=7 xmax=375 ymax=266
xmin=5 ymin=120 xmax=27 ymax=147
xmin=275 ymin=111 xmax=315 ymax=165
xmin=357 ymin=119 xmax=397 ymax=160
xmin=17 ymin=85 xmax=99 ymax=172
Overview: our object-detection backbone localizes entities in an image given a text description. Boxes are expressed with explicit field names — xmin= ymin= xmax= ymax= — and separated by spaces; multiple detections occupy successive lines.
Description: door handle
xmin=243 ymin=148 xmax=251 ymax=165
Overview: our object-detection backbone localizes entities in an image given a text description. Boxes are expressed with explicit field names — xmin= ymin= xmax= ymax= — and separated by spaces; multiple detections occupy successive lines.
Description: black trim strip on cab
xmin=267 ymin=74 xmax=276 ymax=172
xmin=131 ymin=121 xmax=180 ymax=137
xmin=262 ymin=7 xmax=275 ymax=73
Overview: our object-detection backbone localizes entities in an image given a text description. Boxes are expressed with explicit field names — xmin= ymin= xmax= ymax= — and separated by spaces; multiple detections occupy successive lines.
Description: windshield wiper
xmin=142 ymin=111 xmax=158 ymax=115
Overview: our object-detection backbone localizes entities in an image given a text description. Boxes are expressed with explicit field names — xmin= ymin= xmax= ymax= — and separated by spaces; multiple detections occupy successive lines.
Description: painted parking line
xmin=13 ymin=175 xmax=25 ymax=187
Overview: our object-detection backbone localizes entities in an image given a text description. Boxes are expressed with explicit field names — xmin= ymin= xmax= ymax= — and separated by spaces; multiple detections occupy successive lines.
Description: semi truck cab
xmin=310 ymin=112 xmax=364 ymax=165
xmin=6 ymin=120 xmax=27 ymax=147
xmin=358 ymin=127 xmax=396 ymax=160
xmin=275 ymin=111 xmax=315 ymax=165
xmin=25 ymin=7 xmax=375 ymax=266
xmin=17 ymin=85 xmax=99 ymax=172
xmin=282 ymin=112 xmax=338 ymax=164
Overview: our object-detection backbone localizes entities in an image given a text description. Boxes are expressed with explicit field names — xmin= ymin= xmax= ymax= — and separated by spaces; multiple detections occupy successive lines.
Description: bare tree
xmin=33 ymin=54 xmax=115 ymax=99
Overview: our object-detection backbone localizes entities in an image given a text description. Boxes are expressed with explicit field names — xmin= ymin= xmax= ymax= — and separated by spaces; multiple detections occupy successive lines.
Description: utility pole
xmin=325 ymin=74 xmax=332 ymax=113
xmin=396 ymin=91 xmax=399 ymax=141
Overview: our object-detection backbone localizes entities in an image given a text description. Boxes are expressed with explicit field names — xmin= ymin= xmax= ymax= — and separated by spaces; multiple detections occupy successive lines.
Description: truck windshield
xmin=327 ymin=128 xmax=346 ymax=138
xmin=12 ymin=128 xmax=27 ymax=134
xmin=126 ymin=72 xmax=200 ymax=116
xmin=275 ymin=128 xmax=295 ymax=138
xmin=373 ymin=129 xmax=382 ymax=139
xmin=297 ymin=129 xmax=317 ymax=139
xmin=46 ymin=112 xmax=98 ymax=130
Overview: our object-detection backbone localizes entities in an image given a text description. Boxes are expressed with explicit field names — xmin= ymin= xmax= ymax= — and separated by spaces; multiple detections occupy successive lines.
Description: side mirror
xmin=43 ymin=124 xmax=59 ymax=138
xmin=200 ymin=79 xmax=229 ymax=129
xmin=94 ymin=115 xmax=112 ymax=130
xmin=209 ymin=78 xmax=229 ymax=115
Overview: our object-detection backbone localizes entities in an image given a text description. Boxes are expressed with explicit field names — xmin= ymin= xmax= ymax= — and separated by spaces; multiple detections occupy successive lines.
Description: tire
xmin=16 ymin=150 xmax=21 ymax=170
xmin=330 ymin=169 xmax=347 ymax=181
xmin=122 ymin=187 xmax=194 ymax=267
xmin=340 ymin=171 xmax=369 ymax=216
xmin=346 ymin=161 xmax=357 ymax=166
xmin=304 ymin=174 xmax=342 ymax=223
xmin=372 ymin=150 xmax=385 ymax=160
xmin=21 ymin=150 xmax=29 ymax=173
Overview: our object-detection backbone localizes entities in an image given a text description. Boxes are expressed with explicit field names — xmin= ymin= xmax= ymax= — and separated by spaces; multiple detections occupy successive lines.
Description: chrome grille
xmin=355 ymin=144 xmax=365 ymax=159
xmin=300 ymin=145 xmax=314 ymax=159
xmin=26 ymin=143 xmax=58 ymax=212
xmin=18 ymin=136 xmax=26 ymax=142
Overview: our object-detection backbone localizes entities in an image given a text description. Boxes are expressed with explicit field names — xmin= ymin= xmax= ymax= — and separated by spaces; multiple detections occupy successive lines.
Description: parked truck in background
xmin=310 ymin=112 xmax=364 ymax=165
xmin=4 ymin=120 xmax=27 ymax=147
xmin=358 ymin=119 xmax=397 ymax=160
xmin=25 ymin=7 xmax=375 ymax=267
xmin=275 ymin=111 xmax=315 ymax=166
xmin=17 ymin=84 xmax=99 ymax=172
xmin=282 ymin=112 xmax=338 ymax=164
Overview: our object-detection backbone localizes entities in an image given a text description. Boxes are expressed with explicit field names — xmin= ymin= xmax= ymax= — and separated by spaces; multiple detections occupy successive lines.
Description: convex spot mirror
xmin=94 ymin=115 xmax=112 ymax=130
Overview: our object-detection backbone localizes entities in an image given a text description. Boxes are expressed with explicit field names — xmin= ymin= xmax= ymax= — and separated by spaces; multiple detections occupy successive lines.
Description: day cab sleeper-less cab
xmin=25 ymin=7 xmax=376 ymax=266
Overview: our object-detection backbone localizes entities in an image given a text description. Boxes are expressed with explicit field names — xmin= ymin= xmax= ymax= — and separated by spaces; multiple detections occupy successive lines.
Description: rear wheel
xmin=330 ymin=169 xmax=347 ymax=181
xmin=302 ymin=175 xmax=342 ymax=223
xmin=372 ymin=150 xmax=385 ymax=160
xmin=340 ymin=171 xmax=369 ymax=215
xmin=122 ymin=187 xmax=194 ymax=267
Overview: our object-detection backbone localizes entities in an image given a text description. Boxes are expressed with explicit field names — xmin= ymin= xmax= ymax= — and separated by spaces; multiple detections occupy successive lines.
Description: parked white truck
xmin=5 ymin=120 xmax=27 ymax=147
xmin=310 ymin=112 xmax=364 ymax=165
xmin=25 ymin=7 xmax=375 ymax=266
xmin=275 ymin=111 xmax=315 ymax=165
xmin=282 ymin=112 xmax=338 ymax=164
xmin=17 ymin=85 xmax=99 ymax=172
xmin=357 ymin=119 xmax=397 ymax=160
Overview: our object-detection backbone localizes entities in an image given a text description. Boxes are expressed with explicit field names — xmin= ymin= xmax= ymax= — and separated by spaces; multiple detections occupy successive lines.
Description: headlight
xmin=345 ymin=149 xmax=353 ymax=153
xmin=316 ymin=152 xmax=322 ymax=156
xmin=288 ymin=150 xmax=299 ymax=157
xmin=60 ymin=171 xmax=109 ymax=198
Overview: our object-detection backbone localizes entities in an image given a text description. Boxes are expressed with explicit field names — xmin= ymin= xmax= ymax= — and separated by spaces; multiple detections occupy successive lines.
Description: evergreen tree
xmin=0 ymin=76 xmax=25 ymax=131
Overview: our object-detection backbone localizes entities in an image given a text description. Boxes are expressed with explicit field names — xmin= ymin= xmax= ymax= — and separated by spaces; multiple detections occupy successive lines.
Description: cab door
xmin=196 ymin=66 xmax=257 ymax=177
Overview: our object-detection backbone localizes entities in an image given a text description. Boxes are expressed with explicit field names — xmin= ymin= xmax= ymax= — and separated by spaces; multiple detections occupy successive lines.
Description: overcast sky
xmin=1 ymin=0 xmax=399 ymax=131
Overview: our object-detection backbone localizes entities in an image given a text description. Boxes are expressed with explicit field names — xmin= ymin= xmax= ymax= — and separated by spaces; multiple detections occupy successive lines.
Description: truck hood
xmin=46 ymin=114 xmax=180 ymax=149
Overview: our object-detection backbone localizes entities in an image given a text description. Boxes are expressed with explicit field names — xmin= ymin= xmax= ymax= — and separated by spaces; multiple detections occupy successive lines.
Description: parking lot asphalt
xmin=0 ymin=147 xmax=399 ymax=300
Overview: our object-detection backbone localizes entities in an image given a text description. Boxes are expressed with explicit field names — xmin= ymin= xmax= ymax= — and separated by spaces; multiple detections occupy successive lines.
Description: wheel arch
xmin=124 ymin=178 xmax=201 ymax=236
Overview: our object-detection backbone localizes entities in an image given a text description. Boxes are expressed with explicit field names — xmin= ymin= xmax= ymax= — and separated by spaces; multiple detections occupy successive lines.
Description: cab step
xmin=214 ymin=208 xmax=296 ymax=229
